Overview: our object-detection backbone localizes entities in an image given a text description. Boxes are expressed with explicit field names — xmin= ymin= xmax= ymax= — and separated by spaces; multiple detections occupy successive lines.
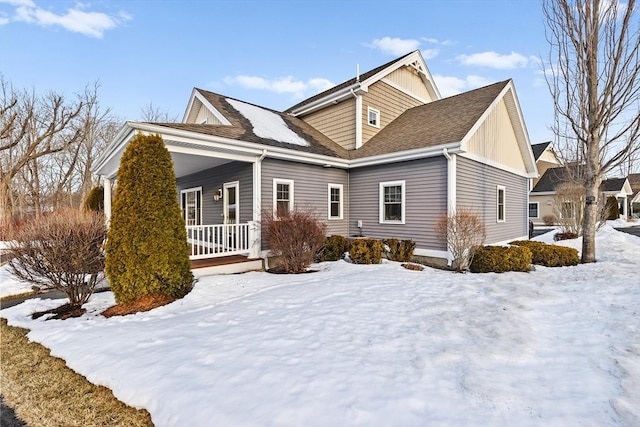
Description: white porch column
xmin=252 ymin=150 xmax=266 ymax=258
xmin=103 ymin=178 xmax=112 ymax=226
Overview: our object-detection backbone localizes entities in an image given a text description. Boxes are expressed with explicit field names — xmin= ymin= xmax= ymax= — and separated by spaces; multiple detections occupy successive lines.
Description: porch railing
xmin=186 ymin=222 xmax=257 ymax=260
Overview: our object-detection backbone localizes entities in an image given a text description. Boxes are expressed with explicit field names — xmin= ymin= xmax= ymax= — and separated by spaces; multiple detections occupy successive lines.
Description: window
xmin=528 ymin=202 xmax=539 ymax=218
xmin=273 ymin=179 xmax=294 ymax=217
xmin=328 ymin=184 xmax=343 ymax=220
xmin=379 ymin=180 xmax=405 ymax=224
xmin=367 ymin=107 xmax=380 ymax=128
xmin=497 ymin=186 xmax=506 ymax=222
xmin=181 ymin=187 xmax=202 ymax=226
xmin=561 ymin=202 xmax=574 ymax=219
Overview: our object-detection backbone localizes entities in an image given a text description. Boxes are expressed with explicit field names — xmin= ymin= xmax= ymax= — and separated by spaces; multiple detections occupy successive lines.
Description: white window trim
xmin=379 ymin=180 xmax=405 ymax=224
xmin=528 ymin=202 xmax=539 ymax=219
xmin=273 ymin=178 xmax=294 ymax=217
xmin=180 ymin=186 xmax=203 ymax=226
xmin=367 ymin=107 xmax=380 ymax=128
xmin=328 ymin=183 xmax=343 ymax=220
xmin=223 ymin=181 xmax=240 ymax=225
xmin=560 ymin=201 xmax=575 ymax=219
xmin=497 ymin=185 xmax=506 ymax=223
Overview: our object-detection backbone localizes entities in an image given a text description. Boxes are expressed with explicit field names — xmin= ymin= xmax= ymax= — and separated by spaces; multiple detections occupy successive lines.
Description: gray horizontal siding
xmin=176 ymin=161 xmax=253 ymax=225
xmin=456 ymin=155 xmax=528 ymax=243
xmin=261 ymin=158 xmax=350 ymax=242
xmin=348 ymin=157 xmax=448 ymax=251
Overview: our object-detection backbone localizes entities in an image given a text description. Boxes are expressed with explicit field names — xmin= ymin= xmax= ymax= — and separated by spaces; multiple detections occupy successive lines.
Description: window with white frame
xmin=528 ymin=202 xmax=539 ymax=218
xmin=497 ymin=186 xmax=506 ymax=222
xmin=561 ymin=201 xmax=574 ymax=219
xmin=328 ymin=184 xmax=343 ymax=220
xmin=367 ymin=107 xmax=380 ymax=128
xmin=181 ymin=187 xmax=202 ymax=226
xmin=379 ymin=180 xmax=405 ymax=224
xmin=273 ymin=179 xmax=294 ymax=217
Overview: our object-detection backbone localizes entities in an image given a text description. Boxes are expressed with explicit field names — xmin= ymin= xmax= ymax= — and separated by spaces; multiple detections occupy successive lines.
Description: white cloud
xmin=224 ymin=75 xmax=335 ymax=99
xmin=457 ymin=51 xmax=530 ymax=70
xmin=433 ymin=74 xmax=493 ymax=97
xmin=421 ymin=48 xmax=439 ymax=60
xmin=367 ymin=37 xmax=421 ymax=56
xmin=0 ymin=13 xmax=8 ymax=25
xmin=3 ymin=0 xmax=130 ymax=38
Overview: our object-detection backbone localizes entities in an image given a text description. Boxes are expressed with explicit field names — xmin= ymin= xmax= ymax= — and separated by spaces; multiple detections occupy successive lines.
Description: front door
xmin=223 ymin=182 xmax=239 ymax=249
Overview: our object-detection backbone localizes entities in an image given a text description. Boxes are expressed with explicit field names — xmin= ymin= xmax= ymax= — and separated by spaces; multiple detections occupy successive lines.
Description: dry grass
xmin=0 ymin=318 xmax=154 ymax=427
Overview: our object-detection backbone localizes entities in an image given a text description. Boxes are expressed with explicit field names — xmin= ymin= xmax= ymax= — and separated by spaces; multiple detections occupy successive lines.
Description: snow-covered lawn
xmin=1 ymin=225 xmax=639 ymax=426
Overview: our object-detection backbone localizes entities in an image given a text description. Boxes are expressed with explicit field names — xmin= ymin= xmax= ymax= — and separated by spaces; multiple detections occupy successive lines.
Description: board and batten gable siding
xmin=300 ymin=99 xmax=356 ymax=150
xmin=261 ymin=158 xmax=349 ymax=238
xmin=175 ymin=161 xmax=253 ymax=225
xmin=465 ymin=98 xmax=527 ymax=174
xmin=361 ymin=80 xmax=424 ymax=145
xmin=456 ymin=156 xmax=528 ymax=243
xmin=383 ymin=66 xmax=434 ymax=102
xmin=194 ymin=104 xmax=224 ymax=125
xmin=349 ymin=157 xmax=448 ymax=252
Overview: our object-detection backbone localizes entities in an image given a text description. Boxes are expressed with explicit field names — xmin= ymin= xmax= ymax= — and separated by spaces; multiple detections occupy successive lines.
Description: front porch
xmin=190 ymin=254 xmax=263 ymax=277
xmin=186 ymin=222 xmax=260 ymax=260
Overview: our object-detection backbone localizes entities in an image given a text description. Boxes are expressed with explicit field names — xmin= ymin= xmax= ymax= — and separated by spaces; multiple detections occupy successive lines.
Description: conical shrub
xmin=83 ymin=185 xmax=104 ymax=212
xmin=105 ymin=133 xmax=193 ymax=305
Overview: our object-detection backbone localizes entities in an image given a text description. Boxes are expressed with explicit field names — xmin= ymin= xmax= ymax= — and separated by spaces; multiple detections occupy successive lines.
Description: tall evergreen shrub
xmin=83 ymin=185 xmax=104 ymax=212
xmin=605 ymin=196 xmax=620 ymax=220
xmin=105 ymin=133 xmax=193 ymax=304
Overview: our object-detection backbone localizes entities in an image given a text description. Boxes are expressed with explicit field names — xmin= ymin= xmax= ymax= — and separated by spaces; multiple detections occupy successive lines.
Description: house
xmin=628 ymin=173 xmax=640 ymax=218
xmin=93 ymin=50 xmax=538 ymax=273
xmin=529 ymin=163 xmax=633 ymax=226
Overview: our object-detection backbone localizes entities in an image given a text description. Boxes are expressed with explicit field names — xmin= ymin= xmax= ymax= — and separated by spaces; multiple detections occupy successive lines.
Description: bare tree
xmin=543 ymin=0 xmax=640 ymax=262
xmin=140 ymin=101 xmax=178 ymax=122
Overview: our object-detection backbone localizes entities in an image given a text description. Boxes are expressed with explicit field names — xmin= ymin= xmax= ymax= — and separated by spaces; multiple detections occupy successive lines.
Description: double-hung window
xmin=181 ymin=187 xmax=202 ymax=226
xmin=273 ymin=179 xmax=294 ymax=218
xmin=379 ymin=180 xmax=405 ymax=224
xmin=328 ymin=184 xmax=343 ymax=220
xmin=528 ymin=202 xmax=539 ymax=218
xmin=497 ymin=186 xmax=506 ymax=222
xmin=561 ymin=202 xmax=574 ymax=219
xmin=367 ymin=107 xmax=380 ymax=128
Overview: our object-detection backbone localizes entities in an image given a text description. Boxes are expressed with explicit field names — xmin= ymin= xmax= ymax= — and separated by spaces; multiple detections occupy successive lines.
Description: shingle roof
xmin=628 ymin=173 xmax=640 ymax=190
xmin=285 ymin=51 xmax=416 ymax=113
xmin=151 ymin=89 xmax=350 ymax=159
xmin=349 ymin=80 xmax=510 ymax=159
xmin=531 ymin=141 xmax=551 ymax=161
xmin=532 ymin=165 xmax=629 ymax=193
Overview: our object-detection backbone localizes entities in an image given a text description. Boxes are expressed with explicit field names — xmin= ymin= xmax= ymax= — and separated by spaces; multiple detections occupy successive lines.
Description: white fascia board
xmin=182 ymin=89 xmax=232 ymax=125
xmin=529 ymin=191 xmax=556 ymax=196
xmin=288 ymin=83 xmax=364 ymax=117
xmin=350 ymin=142 xmax=462 ymax=168
xmin=131 ymin=122 xmax=349 ymax=169
xmin=459 ymin=152 xmax=538 ymax=179
xmin=460 ymin=82 xmax=537 ymax=177
xmin=92 ymin=122 xmax=136 ymax=176
xmin=380 ymin=78 xmax=430 ymax=104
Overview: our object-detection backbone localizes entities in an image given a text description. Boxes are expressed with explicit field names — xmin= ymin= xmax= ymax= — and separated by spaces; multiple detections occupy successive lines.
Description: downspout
xmin=443 ymin=148 xmax=456 ymax=266
xmin=351 ymin=88 xmax=363 ymax=149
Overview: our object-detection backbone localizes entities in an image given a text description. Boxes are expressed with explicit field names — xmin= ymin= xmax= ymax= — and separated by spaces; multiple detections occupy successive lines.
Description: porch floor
xmin=190 ymin=255 xmax=264 ymax=277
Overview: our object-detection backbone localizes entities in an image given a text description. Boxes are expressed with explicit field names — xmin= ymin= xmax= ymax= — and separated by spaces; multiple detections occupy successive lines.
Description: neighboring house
xmin=628 ymin=173 xmax=640 ymax=218
xmin=93 ymin=50 xmax=538 ymax=272
xmin=529 ymin=164 xmax=633 ymax=225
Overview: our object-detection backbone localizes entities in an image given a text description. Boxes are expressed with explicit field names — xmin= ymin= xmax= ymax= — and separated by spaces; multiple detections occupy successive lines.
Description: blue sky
xmin=0 ymin=0 xmax=554 ymax=143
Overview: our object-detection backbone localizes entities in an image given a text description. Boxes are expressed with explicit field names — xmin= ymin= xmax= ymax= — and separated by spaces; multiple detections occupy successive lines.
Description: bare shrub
xmin=542 ymin=214 xmax=556 ymax=226
xmin=435 ymin=209 xmax=486 ymax=272
xmin=553 ymin=183 xmax=585 ymax=236
xmin=262 ymin=208 xmax=326 ymax=273
xmin=7 ymin=209 xmax=106 ymax=308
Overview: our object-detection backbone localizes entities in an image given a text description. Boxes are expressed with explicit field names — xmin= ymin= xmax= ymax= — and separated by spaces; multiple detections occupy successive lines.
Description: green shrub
xmin=105 ymin=133 xmax=193 ymax=305
xmin=605 ymin=196 xmax=620 ymax=220
xmin=349 ymin=239 xmax=384 ymax=264
xmin=470 ymin=245 xmax=532 ymax=273
xmin=318 ymin=235 xmax=349 ymax=261
xmin=509 ymin=240 xmax=579 ymax=267
xmin=383 ymin=238 xmax=416 ymax=262
xmin=83 ymin=186 xmax=104 ymax=212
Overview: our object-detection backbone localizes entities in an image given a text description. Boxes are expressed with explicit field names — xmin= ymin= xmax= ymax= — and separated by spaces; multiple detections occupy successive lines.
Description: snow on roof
xmin=226 ymin=98 xmax=309 ymax=147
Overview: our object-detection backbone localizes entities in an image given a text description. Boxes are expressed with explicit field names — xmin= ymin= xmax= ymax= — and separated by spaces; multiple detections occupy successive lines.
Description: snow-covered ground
xmin=1 ymin=224 xmax=639 ymax=426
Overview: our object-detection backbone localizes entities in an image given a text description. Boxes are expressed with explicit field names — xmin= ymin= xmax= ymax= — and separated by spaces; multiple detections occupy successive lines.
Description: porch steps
xmin=191 ymin=255 xmax=264 ymax=278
